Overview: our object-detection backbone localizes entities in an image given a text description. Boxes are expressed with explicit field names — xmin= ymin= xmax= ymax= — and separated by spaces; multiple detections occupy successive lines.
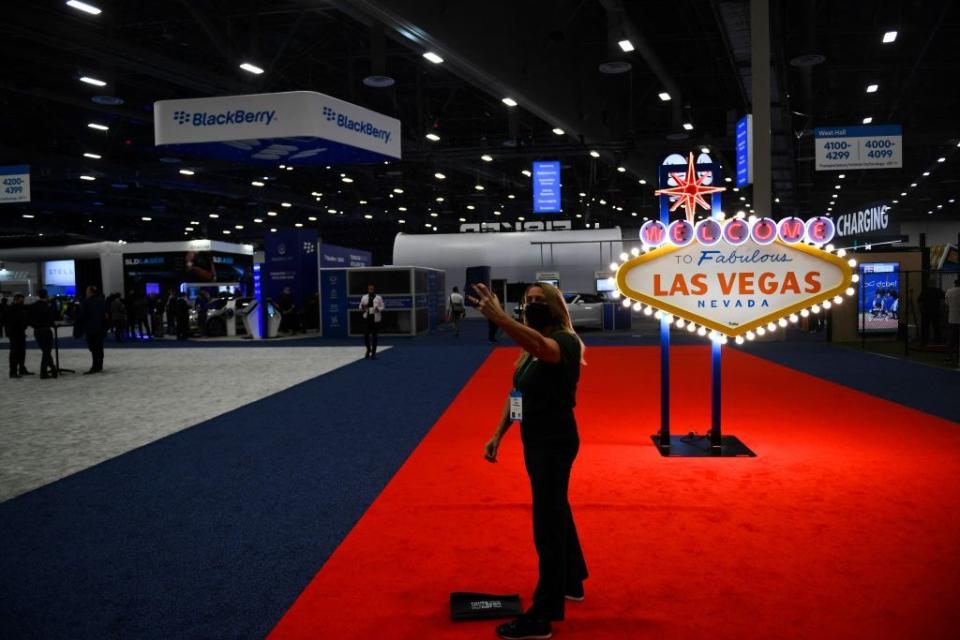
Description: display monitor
xmin=596 ymin=277 xmax=616 ymax=293
xmin=858 ymin=262 xmax=900 ymax=333
xmin=43 ymin=260 xmax=75 ymax=287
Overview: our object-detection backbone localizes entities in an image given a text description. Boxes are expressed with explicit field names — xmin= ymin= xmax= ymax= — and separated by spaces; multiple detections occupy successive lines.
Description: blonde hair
xmin=518 ymin=282 xmax=587 ymax=365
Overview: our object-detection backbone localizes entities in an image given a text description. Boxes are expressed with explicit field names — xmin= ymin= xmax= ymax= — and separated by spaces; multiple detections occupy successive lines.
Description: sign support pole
xmin=657 ymin=173 xmax=672 ymax=451
xmin=709 ymin=190 xmax=724 ymax=450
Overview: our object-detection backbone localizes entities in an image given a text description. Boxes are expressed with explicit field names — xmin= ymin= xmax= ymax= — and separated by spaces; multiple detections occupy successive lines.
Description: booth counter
xmin=319 ymin=266 xmax=445 ymax=338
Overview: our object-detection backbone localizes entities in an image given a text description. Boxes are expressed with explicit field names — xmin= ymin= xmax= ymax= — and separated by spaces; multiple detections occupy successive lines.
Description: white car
xmin=563 ymin=293 xmax=606 ymax=329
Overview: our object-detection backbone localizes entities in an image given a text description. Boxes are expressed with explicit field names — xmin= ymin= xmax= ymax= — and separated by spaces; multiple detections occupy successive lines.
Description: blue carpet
xmin=0 ymin=340 xmax=492 ymax=639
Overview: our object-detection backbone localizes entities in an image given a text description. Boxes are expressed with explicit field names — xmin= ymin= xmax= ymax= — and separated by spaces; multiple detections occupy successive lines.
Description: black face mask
xmin=524 ymin=302 xmax=554 ymax=331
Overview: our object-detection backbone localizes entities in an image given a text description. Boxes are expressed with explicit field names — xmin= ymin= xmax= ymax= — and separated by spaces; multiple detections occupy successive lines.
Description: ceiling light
xmin=234 ymin=224 xmax=244 ymax=230
xmin=724 ymin=177 xmax=732 ymax=183
xmin=327 ymin=208 xmax=337 ymax=214
xmin=179 ymin=169 xmax=195 ymax=176
xmin=459 ymin=217 xmax=466 ymax=222
xmin=481 ymin=154 xmax=493 ymax=162
xmin=682 ymin=122 xmax=694 ymax=131
xmin=294 ymin=223 xmax=303 ymax=228
xmin=522 ymin=169 xmax=532 ymax=177
xmin=502 ymin=97 xmax=518 ymax=107
xmin=900 ymin=192 xmax=907 ymax=196
xmin=79 ymin=76 xmax=107 ymax=87
xmin=398 ymin=206 xmax=407 ymax=211
xmin=425 ymin=133 xmax=440 ymax=142
xmin=185 ymin=226 xmax=194 ymax=231
xmin=617 ymin=39 xmax=636 ymax=53
xmin=87 ymin=122 xmax=108 ymax=131
xmin=474 ymin=184 xmax=485 ymax=191
xmin=434 ymin=172 xmax=446 ymax=180
xmin=589 ymin=150 xmax=600 ymax=158
xmin=892 ymin=200 xmax=898 ymax=204
xmin=617 ymin=166 xmax=626 ymax=173
xmin=267 ymin=211 xmax=277 ymax=217
xmin=507 ymin=194 xmax=516 ymax=199
xmin=883 ymin=31 xmax=898 ymax=44
xmin=393 ymin=188 xmax=404 ymax=194
xmin=430 ymin=213 xmax=438 ymax=218
xmin=436 ymin=196 xmax=445 ymax=202
xmin=467 ymin=204 xmax=476 ymax=210
xmin=937 ymin=157 xmax=946 ymax=163
xmin=341 ymin=177 xmax=353 ymax=183
xmin=66 ymin=1 xmax=102 ymax=15
xmin=251 ymin=180 xmax=264 ymax=187
xmin=862 ymin=116 xmax=873 ymax=124
xmin=307 ymin=216 xmax=317 ymax=221
xmin=700 ymin=147 xmax=710 ymax=154
xmin=285 ymin=166 xmax=292 ymax=171
xmin=493 ymin=211 xmax=502 ymax=216
xmin=141 ymin=217 xmax=152 ymax=221
xmin=281 ymin=202 xmax=292 ymax=207
xmin=253 ymin=218 xmax=263 ymax=223
xmin=83 ymin=152 xmax=101 ymax=159
xmin=910 ymin=182 xmax=917 ymax=187
xmin=364 ymin=214 xmax=373 ymax=220
xmin=639 ymin=179 xmax=647 ymax=185
xmin=209 ymin=213 xmax=219 ymax=219
xmin=239 ymin=62 xmax=264 ymax=75
xmin=22 ymin=213 xmax=35 ymax=219
xmin=79 ymin=175 xmax=96 ymax=181
xmin=422 ymin=51 xmax=444 ymax=64
xmin=552 ymin=127 xmax=565 ymax=135
xmin=398 ymin=219 xmax=406 ymax=224
xmin=518 ymin=216 xmax=525 ymax=221
xmin=190 ymin=220 xmax=200 ymax=225
xmin=866 ymin=84 xmax=878 ymax=93
xmin=922 ymin=171 xmax=930 ymax=176
xmin=839 ymin=174 xmax=846 ymax=179
xmin=658 ymin=92 xmax=671 ymax=101
xmin=835 ymin=184 xmax=841 ymax=189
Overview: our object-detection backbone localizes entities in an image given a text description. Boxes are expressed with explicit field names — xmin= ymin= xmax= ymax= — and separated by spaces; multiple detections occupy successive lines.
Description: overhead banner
xmin=735 ymin=115 xmax=752 ymax=187
xmin=532 ymin=160 xmax=561 ymax=213
xmin=264 ymin=228 xmax=319 ymax=307
xmin=154 ymin=91 xmax=401 ymax=165
xmin=319 ymin=243 xmax=372 ymax=268
xmin=835 ymin=203 xmax=892 ymax=238
xmin=814 ymin=125 xmax=902 ymax=171
xmin=0 ymin=165 xmax=30 ymax=203
xmin=617 ymin=216 xmax=856 ymax=338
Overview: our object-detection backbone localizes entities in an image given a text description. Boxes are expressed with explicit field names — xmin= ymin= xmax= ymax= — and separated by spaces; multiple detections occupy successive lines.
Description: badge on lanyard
xmin=509 ymin=390 xmax=523 ymax=422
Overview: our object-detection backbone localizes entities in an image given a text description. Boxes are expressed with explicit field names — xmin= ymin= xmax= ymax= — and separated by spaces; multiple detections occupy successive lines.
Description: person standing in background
xmin=359 ymin=283 xmax=384 ymax=359
xmin=447 ymin=286 xmax=466 ymax=337
xmin=0 ymin=296 xmax=8 ymax=339
xmin=945 ymin=278 xmax=960 ymax=366
xmin=110 ymin=294 xmax=127 ymax=342
xmin=196 ymin=290 xmax=210 ymax=337
xmin=131 ymin=292 xmax=149 ymax=339
xmin=6 ymin=293 xmax=31 ymax=378
xmin=175 ymin=292 xmax=190 ymax=340
xmin=148 ymin=293 xmax=163 ymax=338
xmin=29 ymin=288 xmax=57 ymax=378
xmin=77 ymin=286 xmax=108 ymax=374
xmin=165 ymin=290 xmax=177 ymax=336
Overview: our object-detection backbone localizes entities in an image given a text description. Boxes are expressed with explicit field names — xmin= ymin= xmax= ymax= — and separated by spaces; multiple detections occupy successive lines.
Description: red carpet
xmin=269 ymin=346 xmax=960 ymax=639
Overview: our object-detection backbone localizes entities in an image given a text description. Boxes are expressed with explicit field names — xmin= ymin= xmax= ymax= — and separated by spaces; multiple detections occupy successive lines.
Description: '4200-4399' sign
xmin=614 ymin=215 xmax=858 ymax=341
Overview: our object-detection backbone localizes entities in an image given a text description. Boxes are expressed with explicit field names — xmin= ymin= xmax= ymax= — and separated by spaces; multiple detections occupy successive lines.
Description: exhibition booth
xmin=319 ymin=266 xmax=445 ymax=338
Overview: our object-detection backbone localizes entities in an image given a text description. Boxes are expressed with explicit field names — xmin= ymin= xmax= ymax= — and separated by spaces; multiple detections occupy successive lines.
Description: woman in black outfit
xmin=469 ymin=282 xmax=587 ymax=640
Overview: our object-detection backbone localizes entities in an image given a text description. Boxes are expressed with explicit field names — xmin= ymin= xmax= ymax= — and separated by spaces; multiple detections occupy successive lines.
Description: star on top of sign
xmin=654 ymin=152 xmax=726 ymax=222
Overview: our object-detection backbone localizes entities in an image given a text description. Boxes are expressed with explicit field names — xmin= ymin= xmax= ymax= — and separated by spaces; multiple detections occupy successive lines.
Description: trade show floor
xmin=1 ymin=320 xmax=958 ymax=639
xmin=0 ymin=346 xmax=375 ymax=502
xmin=271 ymin=346 xmax=960 ymax=639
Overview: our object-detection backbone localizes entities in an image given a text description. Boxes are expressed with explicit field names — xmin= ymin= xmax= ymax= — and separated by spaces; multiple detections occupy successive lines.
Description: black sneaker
xmin=565 ymin=582 xmax=584 ymax=601
xmin=496 ymin=616 xmax=552 ymax=639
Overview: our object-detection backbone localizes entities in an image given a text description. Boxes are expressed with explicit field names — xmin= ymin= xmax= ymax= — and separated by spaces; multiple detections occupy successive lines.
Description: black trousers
xmin=8 ymin=334 xmax=26 ymax=374
xmin=488 ymin=319 xmax=498 ymax=342
xmin=35 ymin=328 xmax=54 ymax=375
xmin=87 ymin=331 xmax=105 ymax=371
xmin=522 ymin=437 xmax=588 ymax=621
xmin=363 ymin=316 xmax=379 ymax=354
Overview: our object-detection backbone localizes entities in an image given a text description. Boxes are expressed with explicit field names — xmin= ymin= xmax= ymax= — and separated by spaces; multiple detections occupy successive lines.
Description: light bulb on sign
xmin=837 ymin=249 xmax=847 ymax=257
xmin=851 ymin=274 xmax=860 ymax=283
xmin=609 ymin=262 xmax=618 ymax=271
xmin=767 ymin=323 xmax=777 ymax=332
xmin=643 ymin=307 xmax=653 ymax=316
xmin=848 ymin=258 xmax=857 ymax=267
xmin=632 ymin=302 xmax=642 ymax=311
xmin=778 ymin=318 xmax=788 ymax=327
xmin=630 ymin=247 xmax=640 ymax=256
xmin=697 ymin=327 xmax=707 ymax=336
xmin=676 ymin=319 xmax=686 ymax=329
xmin=735 ymin=336 xmax=745 ymax=345
xmin=789 ymin=314 xmax=799 ymax=323
xmin=611 ymin=290 xmax=621 ymax=299
xmin=811 ymin=304 xmax=821 ymax=313
xmin=621 ymin=298 xmax=632 ymax=308
xmin=654 ymin=311 xmax=664 ymax=320
xmin=746 ymin=331 xmax=756 ymax=341
xmin=757 ymin=327 xmax=766 ymax=336
xmin=823 ymin=300 xmax=832 ymax=309
xmin=619 ymin=252 xmax=629 ymax=261
xmin=686 ymin=323 xmax=697 ymax=333
xmin=801 ymin=309 xmax=810 ymax=317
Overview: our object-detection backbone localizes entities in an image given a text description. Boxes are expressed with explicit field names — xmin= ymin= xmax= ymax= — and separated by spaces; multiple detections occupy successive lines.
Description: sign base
xmin=651 ymin=433 xmax=756 ymax=457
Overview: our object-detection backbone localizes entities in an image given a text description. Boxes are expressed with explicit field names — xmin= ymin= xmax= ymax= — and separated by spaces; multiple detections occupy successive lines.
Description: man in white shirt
xmin=945 ymin=278 xmax=960 ymax=366
xmin=447 ymin=286 xmax=466 ymax=337
xmin=359 ymin=283 xmax=385 ymax=359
